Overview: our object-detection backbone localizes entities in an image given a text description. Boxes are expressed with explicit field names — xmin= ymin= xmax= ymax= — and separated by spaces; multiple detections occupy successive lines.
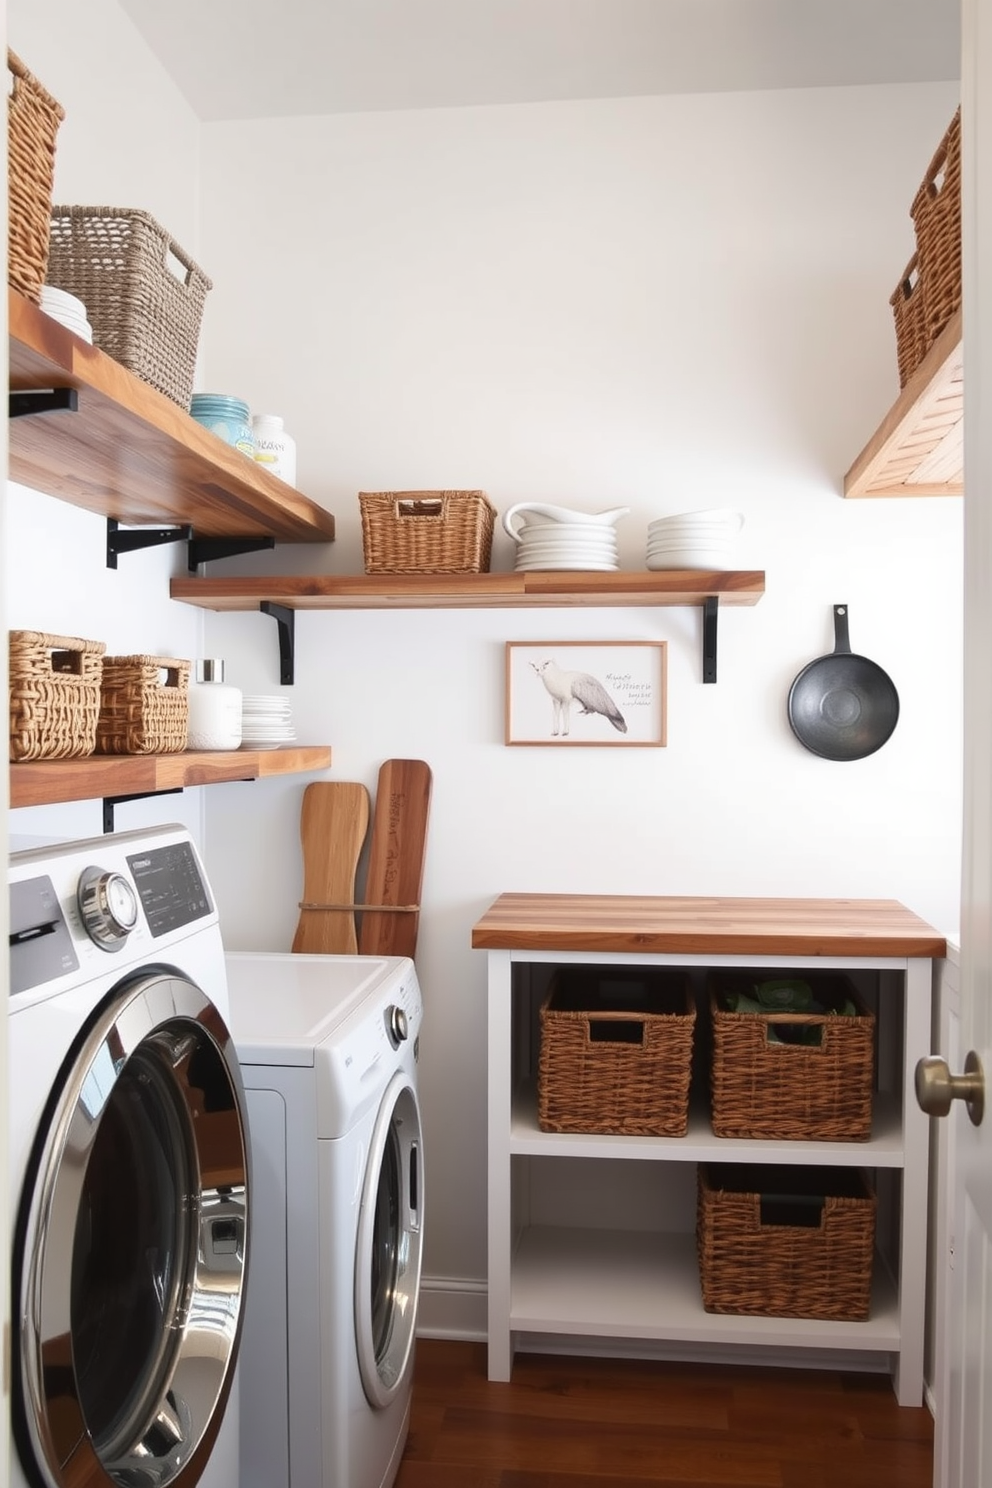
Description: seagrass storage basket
xmin=890 ymin=107 xmax=961 ymax=387
xmin=7 ymin=49 xmax=65 ymax=303
xmin=359 ymin=490 xmax=496 ymax=574
xmin=707 ymin=971 xmax=875 ymax=1142
xmin=697 ymin=1164 xmax=876 ymax=1321
xmin=9 ymin=630 xmax=105 ymax=761
xmin=46 ymin=207 xmax=212 ymax=408
xmin=538 ymin=966 xmax=696 ymax=1137
xmin=96 ymin=655 xmax=190 ymax=755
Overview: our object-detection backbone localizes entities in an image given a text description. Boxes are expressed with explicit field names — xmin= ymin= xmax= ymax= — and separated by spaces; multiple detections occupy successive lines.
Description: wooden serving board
xmin=292 ymin=781 xmax=370 ymax=954
xmin=358 ymin=759 xmax=432 ymax=959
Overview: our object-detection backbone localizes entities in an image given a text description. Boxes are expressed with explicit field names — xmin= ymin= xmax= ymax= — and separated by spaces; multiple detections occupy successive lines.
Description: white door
xmin=930 ymin=4 xmax=992 ymax=1484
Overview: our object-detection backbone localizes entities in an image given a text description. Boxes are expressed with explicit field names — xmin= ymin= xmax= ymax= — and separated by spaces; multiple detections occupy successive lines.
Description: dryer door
xmin=355 ymin=1072 xmax=424 ymax=1409
xmin=14 ymin=970 xmax=249 ymax=1488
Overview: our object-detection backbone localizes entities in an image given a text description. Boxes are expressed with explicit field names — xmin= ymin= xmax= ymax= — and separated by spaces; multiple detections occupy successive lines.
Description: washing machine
xmin=224 ymin=950 xmax=424 ymax=1488
xmin=8 ymin=824 xmax=250 ymax=1488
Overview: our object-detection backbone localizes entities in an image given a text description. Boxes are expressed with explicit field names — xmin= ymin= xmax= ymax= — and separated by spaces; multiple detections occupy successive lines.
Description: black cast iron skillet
xmin=788 ymin=605 xmax=899 ymax=761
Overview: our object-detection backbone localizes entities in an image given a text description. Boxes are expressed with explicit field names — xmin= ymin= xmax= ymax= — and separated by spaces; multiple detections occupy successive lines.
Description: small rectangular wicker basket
xmin=890 ymin=107 xmax=961 ymax=388
xmin=538 ymin=966 xmax=696 ymax=1137
xmin=96 ymin=655 xmax=190 ymax=755
xmin=9 ymin=630 xmax=105 ymax=761
xmin=697 ymin=1163 xmax=877 ymax=1321
xmin=359 ymin=490 xmax=496 ymax=574
xmin=46 ymin=206 xmax=212 ymax=408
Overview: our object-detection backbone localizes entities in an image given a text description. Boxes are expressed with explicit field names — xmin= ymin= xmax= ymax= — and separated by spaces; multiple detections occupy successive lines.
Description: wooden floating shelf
xmin=169 ymin=570 xmax=766 ymax=611
xmin=844 ymin=308 xmax=963 ymax=498
xmin=9 ymin=745 xmax=332 ymax=810
xmin=8 ymin=287 xmax=336 ymax=543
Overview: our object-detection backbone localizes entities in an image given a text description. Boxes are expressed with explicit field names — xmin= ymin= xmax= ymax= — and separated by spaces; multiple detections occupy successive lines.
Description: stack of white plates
xmin=512 ymin=521 xmax=620 ymax=572
xmin=646 ymin=508 xmax=744 ymax=571
xmin=40 ymin=285 xmax=93 ymax=343
xmin=240 ymin=695 xmax=296 ymax=749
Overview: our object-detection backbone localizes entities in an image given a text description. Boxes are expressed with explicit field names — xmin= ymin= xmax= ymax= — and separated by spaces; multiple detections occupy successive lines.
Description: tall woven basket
xmin=96 ymin=655 xmax=190 ymax=755
xmin=9 ymin=630 xmax=105 ymax=761
xmin=7 ymin=49 xmax=65 ymax=303
xmin=47 ymin=206 xmax=212 ymax=408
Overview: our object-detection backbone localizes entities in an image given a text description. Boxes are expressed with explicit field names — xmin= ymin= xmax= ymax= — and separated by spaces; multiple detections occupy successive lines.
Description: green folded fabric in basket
xmin=723 ymin=979 xmax=857 ymax=1044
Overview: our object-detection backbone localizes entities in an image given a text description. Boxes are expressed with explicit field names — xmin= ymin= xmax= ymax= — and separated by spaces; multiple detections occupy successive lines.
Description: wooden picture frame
xmin=505 ymin=641 xmax=667 ymax=746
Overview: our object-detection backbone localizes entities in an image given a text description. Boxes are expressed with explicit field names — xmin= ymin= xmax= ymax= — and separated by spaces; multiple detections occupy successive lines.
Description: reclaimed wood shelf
xmin=844 ymin=308 xmax=963 ymax=498
xmin=8 ymin=287 xmax=336 ymax=543
xmin=169 ymin=570 xmax=766 ymax=610
xmin=9 ymin=745 xmax=332 ymax=810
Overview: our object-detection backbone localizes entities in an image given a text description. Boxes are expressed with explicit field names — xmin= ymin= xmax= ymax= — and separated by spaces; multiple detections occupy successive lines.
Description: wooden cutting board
xmin=358 ymin=758 xmax=432 ymax=959
xmin=292 ymin=781 xmax=370 ymax=954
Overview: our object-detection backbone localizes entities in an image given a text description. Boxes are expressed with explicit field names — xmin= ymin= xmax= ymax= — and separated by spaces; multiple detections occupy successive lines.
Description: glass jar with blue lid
xmin=189 ymin=394 xmax=255 ymax=457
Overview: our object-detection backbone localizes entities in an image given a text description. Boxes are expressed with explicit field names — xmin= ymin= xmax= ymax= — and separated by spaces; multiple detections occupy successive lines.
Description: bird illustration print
xmin=530 ymin=659 xmax=627 ymax=737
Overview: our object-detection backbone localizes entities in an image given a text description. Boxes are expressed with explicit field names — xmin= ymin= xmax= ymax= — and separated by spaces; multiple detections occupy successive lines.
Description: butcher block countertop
xmin=471 ymin=894 xmax=947 ymax=958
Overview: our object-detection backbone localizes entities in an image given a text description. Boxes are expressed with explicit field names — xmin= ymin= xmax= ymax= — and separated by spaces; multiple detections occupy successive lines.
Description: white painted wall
xmin=196 ymin=84 xmax=963 ymax=1300
xmin=5 ymin=0 xmax=964 ymax=1333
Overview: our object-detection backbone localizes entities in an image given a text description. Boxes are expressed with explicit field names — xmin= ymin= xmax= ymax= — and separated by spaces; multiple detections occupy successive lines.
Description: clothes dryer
xmin=225 ymin=951 xmax=424 ymax=1488
xmin=8 ymin=824 xmax=250 ymax=1488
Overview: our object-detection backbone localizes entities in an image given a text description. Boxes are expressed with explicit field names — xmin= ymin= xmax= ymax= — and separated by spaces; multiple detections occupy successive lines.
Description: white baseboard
xmin=415 ymin=1274 xmax=487 ymax=1341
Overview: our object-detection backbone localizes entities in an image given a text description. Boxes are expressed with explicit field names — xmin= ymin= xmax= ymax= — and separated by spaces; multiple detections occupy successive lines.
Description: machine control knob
xmin=385 ymin=1004 xmax=409 ymax=1048
xmin=77 ymin=866 xmax=139 ymax=951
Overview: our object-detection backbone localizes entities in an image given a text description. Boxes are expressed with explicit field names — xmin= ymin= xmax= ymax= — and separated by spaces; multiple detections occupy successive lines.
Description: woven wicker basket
xmin=7 ymin=50 xmax=64 ymax=304
xmin=889 ymin=252 xmax=929 ymax=390
xmin=538 ymin=967 xmax=696 ymax=1137
xmin=359 ymin=490 xmax=496 ymax=574
xmin=697 ymin=1164 xmax=876 ymax=1321
xmin=96 ymin=655 xmax=190 ymax=755
xmin=708 ymin=972 xmax=875 ymax=1142
xmin=46 ymin=207 xmax=212 ymax=408
xmin=911 ymin=107 xmax=961 ymax=352
xmin=9 ymin=630 xmax=105 ymax=761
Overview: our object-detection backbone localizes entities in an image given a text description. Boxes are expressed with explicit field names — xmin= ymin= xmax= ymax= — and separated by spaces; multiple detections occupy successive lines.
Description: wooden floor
xmin=394 ymin=1340 xmax=934 ymax=1488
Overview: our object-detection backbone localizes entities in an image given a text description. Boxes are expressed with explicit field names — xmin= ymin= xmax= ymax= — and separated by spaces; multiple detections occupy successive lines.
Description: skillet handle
xmin=833 ymin=604 xmax=852 ymax=655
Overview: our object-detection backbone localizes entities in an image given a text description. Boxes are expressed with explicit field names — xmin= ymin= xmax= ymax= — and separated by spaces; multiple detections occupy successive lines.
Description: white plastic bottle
xmin=186 ymin=659 xmax=243 ymax=751
xmin=251 ymin=414 xmax=297 ymax=486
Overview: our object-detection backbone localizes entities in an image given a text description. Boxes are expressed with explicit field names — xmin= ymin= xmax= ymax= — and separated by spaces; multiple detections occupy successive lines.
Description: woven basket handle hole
xmin=158 ymin=667 xmax=183 ymax=688
xmin=396 ymin=499 xmax=443 ymax=520
xmin=165 ymin=243 xmax=196 ymax=288
xmin=759 ymin=1194 xmax=825 ymax=1229
xmin=50 ymin=650 xmax=83 ymax=677
xmin=765 ymin=1021 xmax=824 ymax=1048
xmin=588 ymin=1020 xmax=644 ymax=1047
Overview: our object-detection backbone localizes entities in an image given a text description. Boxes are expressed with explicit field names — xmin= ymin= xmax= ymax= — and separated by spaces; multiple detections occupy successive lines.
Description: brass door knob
xmin=915 ymin=1051 xmax=985 ymax=1126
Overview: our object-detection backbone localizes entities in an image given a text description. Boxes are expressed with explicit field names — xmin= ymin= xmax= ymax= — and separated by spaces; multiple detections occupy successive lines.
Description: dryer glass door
xmin=355 ymin=1073 xmax=424 ymax=1409
xmin=14 ymin=971 xmax=249 ymax=1488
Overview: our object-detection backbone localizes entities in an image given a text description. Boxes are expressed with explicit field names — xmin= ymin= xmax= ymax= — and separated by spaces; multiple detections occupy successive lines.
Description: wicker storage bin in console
xmin=707 ymin=971 xmax=875 ymax=1142
xmin=697 ymin=1164 xmax=877 ymax=1321
xmin=359 ymin=490 xmax=496 ymax=573
xmin=9 ymin=630 xmax=105 ymax=761
xmin=47 ymin=206 xmax=212 ymax=408
xmin=538 ymin=966 xmax=696 ymax=1137
xmin=96 ymin=655 xmax=190 ymax=755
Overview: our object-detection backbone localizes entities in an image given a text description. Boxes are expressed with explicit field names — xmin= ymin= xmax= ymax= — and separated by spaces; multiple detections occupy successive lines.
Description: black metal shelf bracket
xmin=261 ymin=602 xmax=296 ymax=686
xmin=103 ymin=788 xmax=183 ymax=835
xmin=10 ymin=387 xmax=79 ymax=419
xmin=703 ymin=596 xmax=719 ymax=684
xmin=187 ymin=535 xmax=276 ymax=572
xmin=107 ymin=518 xmax=192 ymax=570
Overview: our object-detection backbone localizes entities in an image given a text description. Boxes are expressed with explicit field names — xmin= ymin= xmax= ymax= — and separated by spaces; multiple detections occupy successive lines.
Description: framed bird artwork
xmin=505 ymin=641 xmax=667 ymax=746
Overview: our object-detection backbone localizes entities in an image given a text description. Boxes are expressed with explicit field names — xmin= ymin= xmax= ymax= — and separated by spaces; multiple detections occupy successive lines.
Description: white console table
xmin=472 ymin=893 xmax=945 ymax=1406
